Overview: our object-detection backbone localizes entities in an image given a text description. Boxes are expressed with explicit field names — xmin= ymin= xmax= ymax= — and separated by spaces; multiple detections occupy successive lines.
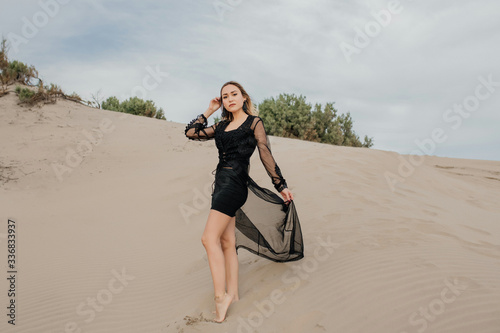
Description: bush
xmin=154 ymin=107 xmax=166 ymax=120
xmin=1 ymin=37 xmax=39 ymax=95
xmin=1 ymin=36 xmax=165 ymax=120
xmin=14 ymin=81 xmax=56 ymax=105
xmin=0 ymin=38 xmax=7 ymax=70
xmin=14 ymin=80 xmax=85 ymax=106
xmin=7 ymin=60 xmax=38 ymax=85
xmin=102 ymin=96 xmax=120 ymax=111
xmin=102 ymin=95 xmax=166 ymax=120
xmin=15 ymin=85 xmax=35 ymax=102
xmin=258 ymin=93 xmax=373 ymax=148
xmin=0 ymin=38 xmax=11 ymax=95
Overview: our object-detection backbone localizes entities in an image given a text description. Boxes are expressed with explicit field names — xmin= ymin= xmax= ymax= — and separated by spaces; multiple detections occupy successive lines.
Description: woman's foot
xmin=230 ymin=294 xmax=239 ymax=303
xmin=212 ymin=293 xmax=239 ymax=313
xmin=214 ymin=292 xmax=233 ymax=323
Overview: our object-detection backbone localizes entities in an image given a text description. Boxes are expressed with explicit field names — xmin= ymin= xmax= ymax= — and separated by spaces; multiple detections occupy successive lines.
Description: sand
xmin=1 ymin=84 xmax=499 ymax=333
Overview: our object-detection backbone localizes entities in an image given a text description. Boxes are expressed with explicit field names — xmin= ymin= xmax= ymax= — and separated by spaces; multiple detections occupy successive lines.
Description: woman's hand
xmin=208 ymin=97 xmax=222 ymax=114
xmin=280 ymin=188 xmax=293 ymax=205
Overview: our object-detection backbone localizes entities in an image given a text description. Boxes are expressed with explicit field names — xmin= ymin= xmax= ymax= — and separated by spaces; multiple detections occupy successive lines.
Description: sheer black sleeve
xmin=253 ymin=117 xmax=288 ymax=192
xmin=184 ymin=114 xmax=216 ymax=141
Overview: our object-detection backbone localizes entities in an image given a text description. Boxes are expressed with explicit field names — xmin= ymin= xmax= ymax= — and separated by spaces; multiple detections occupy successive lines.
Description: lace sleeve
xmin=253 ymin=117 xmax=288 ymax=192
xmin=184 ymin=114 xmax=216 ymax=141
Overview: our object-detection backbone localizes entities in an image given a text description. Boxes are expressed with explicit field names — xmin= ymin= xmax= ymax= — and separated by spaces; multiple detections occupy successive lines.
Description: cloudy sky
xmin=1 ymin=0 xmax=499 ymax=161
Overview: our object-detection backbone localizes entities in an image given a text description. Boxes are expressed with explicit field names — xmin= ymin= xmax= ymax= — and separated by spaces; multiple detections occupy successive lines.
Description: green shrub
xmin=6 ymin=60 xmax=38 ymax=85
xmin=0 ymin=38 xmax=11 ymax=94
xmin=102 ymin=96 xmax=120 ymax=111
xmin=1 ymin=37 xmax=39 ymax=94
xmin=154 ymin=107 xmax=166 ymax=120
xmin=258 ymin=93 xmax=373 ymax=148
xmin=15 ymin=85 xmax=35 ymax=102
xmin=1 ymin=37 xmax=165 ymax=120
xmin=102 ymin=95 xmax=166 ymax=120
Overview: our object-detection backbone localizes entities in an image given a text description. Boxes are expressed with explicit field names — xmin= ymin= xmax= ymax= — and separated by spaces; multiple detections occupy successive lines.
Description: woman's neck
xmin=231 ymin=110 xmax=247 ymax=122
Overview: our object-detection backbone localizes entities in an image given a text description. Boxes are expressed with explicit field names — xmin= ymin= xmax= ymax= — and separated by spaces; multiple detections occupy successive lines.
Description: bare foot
xmin=214 ymin=293 xmax=233 ymax=323
xmin=212 ymin=294 xmax=239 ymax=313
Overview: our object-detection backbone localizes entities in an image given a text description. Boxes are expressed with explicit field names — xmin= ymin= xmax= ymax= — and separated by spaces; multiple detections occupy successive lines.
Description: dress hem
xmin=235 ymin=244 xmax=304 ymax=263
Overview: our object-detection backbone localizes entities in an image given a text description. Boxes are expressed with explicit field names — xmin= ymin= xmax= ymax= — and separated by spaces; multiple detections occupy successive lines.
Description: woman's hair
xmin=219 ymin=81 xmax=256 ymax=121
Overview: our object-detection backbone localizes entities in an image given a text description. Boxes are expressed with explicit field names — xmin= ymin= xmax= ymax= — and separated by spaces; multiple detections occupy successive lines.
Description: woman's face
xmin=221 ymin=84 xmax=246 ymax=113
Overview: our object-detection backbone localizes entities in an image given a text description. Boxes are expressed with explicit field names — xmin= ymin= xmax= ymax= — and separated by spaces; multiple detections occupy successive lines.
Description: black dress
xmin=185 ymin=113 xmax=304 ymax=262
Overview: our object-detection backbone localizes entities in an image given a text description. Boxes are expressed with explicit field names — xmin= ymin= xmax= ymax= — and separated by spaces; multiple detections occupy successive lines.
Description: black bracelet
xmin=274 ymin=178 xmax=287 ymax=192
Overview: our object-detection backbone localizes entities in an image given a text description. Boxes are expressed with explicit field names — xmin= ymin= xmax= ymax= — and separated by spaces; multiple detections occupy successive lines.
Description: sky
xmin=1 ymin=0 xmax=499 ymax=161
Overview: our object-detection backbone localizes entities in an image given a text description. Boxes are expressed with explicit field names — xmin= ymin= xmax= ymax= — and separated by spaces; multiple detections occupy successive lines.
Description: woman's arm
xmin=185 ymin=100 xmax=220 ymax=141
xmin=185 ymin=112 xmax=216 ymax=141
xmin=253 ymin=117 xmax=288 ymax=192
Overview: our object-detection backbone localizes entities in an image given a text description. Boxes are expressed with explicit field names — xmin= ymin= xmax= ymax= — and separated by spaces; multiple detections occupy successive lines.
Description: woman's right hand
xmin=208 ymin=97 xmax=222 ymax=114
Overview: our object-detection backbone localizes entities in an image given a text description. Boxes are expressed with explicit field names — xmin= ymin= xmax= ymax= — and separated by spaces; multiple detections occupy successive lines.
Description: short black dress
xmin=185 ymin=113 xmax=304 ymax=262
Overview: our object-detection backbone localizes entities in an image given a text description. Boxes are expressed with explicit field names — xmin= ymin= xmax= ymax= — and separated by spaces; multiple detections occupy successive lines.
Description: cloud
xmin=1 ymin=0 xmax=499 ymax=160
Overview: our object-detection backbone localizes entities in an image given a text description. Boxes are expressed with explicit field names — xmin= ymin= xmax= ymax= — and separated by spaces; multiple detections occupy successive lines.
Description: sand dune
xmin=1 ymin=86 xmax=499 ymax=332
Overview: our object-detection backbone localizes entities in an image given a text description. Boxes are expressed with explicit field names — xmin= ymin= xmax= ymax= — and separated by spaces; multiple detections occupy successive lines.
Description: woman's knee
xmin=220 ymin=234 xmax=235 ymax=251
xmin=201 ymin=233 xmax=220 ymax=248
xmin=202 ymin=209 xmax=233 ymax=248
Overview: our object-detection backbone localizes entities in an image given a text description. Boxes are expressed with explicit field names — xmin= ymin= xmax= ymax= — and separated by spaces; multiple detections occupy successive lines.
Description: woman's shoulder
xmin=250 ymin=115 xmax=264 ymax=123
xmin=215 ymin=118 xmax=229 ymax=127
xmin=249 ymin=115 xmax=263 ymax=131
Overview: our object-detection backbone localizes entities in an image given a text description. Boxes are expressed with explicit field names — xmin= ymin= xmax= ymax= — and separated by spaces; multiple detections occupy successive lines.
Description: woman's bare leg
xmin=201 ymin=209 xmax=234 ymax=322
xmin=221 ymin=216 xmax=239 ymax=302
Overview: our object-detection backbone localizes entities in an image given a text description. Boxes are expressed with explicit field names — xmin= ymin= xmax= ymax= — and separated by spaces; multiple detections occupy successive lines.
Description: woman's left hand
xmin=280 ymin=188 xmax=293 ymax=205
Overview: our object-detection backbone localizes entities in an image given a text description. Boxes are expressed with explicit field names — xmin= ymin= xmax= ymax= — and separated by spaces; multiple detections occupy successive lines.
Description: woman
xmin=185 ymin=81 xmax=304 ymax=323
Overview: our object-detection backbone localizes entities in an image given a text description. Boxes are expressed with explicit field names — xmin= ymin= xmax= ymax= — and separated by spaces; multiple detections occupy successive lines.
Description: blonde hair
xmin=219 ymin=81 xmax=256 ymax=122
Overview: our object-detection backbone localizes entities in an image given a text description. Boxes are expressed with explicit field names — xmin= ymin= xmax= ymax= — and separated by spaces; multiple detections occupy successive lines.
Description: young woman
xmin=185 ymin=81 xmax=304 ymax=323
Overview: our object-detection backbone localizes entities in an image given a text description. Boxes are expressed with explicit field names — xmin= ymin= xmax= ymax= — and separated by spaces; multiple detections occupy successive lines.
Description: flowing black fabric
xmin=185 ymin=113 xmax=304 ymax=262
